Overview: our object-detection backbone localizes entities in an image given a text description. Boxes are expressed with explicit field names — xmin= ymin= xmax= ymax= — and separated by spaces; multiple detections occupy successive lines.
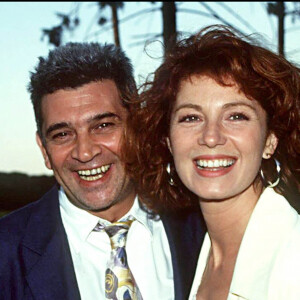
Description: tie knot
xmin=101 ymin=217 xmax=135 ymax=249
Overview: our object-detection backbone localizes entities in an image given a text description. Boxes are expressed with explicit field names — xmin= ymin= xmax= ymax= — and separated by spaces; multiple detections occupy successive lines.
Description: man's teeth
xmin=196 ymin=159 xmax=235 ymax=169
xmin=77 ymin=165 xmax=111 ymax=181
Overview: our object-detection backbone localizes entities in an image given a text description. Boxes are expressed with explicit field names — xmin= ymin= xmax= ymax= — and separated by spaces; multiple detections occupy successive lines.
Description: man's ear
xmin=263 ymin=132 xmax=278 ymax=159
xmin=36 ymin=132 xmax=52 ymax=170
xmin=166 ymin=137 xmax=172 ymax=154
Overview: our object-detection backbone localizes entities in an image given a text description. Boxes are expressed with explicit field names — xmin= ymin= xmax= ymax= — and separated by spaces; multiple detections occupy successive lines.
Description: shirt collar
xmin=229 ymin=188 xmax=299 ymax=299
xmin=117 ymin=196 xmax=154 ymax=236
xmin=59 ymin=187 xmax=154 ymax=244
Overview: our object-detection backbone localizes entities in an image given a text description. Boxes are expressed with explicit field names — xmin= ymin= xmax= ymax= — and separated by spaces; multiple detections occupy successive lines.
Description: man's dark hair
xmin=28 ymin=42 xmax=137 ymax=137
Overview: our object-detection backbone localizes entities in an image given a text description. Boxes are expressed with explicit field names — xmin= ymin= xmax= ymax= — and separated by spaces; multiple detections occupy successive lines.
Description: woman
xmin=124 ymin=25 xmax=300 ymax=299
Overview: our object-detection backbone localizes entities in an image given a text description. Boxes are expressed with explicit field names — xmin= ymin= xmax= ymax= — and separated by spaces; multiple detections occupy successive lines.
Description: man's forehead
xmin=40 ymin=80 xmax=128 ymax=129
xmin=42 ymin=80 xmax=124 ymax=109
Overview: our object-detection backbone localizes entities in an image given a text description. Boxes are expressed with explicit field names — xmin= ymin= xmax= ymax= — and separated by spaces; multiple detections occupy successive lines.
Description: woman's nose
xmin=198 ymin=121 xmax=226 ymax=148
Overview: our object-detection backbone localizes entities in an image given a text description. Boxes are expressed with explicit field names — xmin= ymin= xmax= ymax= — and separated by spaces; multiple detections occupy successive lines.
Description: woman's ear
xmin=262 ymin=132 xmax=278 ymax=159
xmin=166 ymin=137 xmax=173 ymax=154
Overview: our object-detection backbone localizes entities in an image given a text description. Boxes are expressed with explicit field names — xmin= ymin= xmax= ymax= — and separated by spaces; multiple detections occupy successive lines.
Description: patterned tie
xmin=94 ymin=216 xmax=143 ymax=300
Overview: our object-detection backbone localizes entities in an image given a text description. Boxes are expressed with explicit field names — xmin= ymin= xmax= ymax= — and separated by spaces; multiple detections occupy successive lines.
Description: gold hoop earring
xmin=260 ymin=158 xmax=281 ymax=188
xmin=166 ymin=163 xmax=174 ymax=186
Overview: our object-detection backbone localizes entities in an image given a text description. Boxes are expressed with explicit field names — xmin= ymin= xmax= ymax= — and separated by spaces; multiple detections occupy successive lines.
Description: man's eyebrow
xmin=46 ymin=122 xmax=69 ymax=137
xmin=45 ymin=113 xmax=121 ymax=137
xmin=87 ymin=112 xmax=121 ymax=123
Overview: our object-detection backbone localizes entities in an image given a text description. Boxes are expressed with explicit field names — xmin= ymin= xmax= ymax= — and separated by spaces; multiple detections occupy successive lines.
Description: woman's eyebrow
xmin=173 ymin=100 xmax=258 ymax=114
xmin=222 ymin=102 xmax=257 ymax=112
xmin=173 ymin=103 xmax=202 ymax=113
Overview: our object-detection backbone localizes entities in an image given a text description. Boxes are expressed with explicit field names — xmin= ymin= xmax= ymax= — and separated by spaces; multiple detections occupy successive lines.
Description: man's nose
xmin=198 ymin=121 xmax=226 ymax=148
xmin=71 ymin=134 xmax=102 ymax=162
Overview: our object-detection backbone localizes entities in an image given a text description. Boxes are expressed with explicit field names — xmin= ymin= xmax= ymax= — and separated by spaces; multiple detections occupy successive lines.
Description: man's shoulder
xmin=160 ymin=205 xmax=206 ymax=239
xmin=161 ymin=205 xmax=205 ymax=226
xmin=0 ymin=185 xmax=59 ymax=239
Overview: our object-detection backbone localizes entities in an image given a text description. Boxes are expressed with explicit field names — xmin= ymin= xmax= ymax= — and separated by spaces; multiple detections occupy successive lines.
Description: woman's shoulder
xmin=277 ymin=216 xmax=300 ymax=258
xmin=268 ymin=217 xmax=300 ymax=298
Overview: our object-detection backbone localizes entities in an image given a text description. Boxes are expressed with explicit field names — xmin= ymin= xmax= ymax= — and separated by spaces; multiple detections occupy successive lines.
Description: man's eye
xmin=52 ymin=132 xmax=68 ymax=139
xmin=228 ymin=113 xmax=249 ymax=121
xmin=178 ymin=115 xmax=200 ymax=123
xmin=97 ymin=122 xmax=114 ymax=129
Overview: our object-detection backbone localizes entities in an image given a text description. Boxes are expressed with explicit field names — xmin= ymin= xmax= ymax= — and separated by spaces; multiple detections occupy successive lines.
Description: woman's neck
xmin=199 ymin=184 xmax=262 ymax=264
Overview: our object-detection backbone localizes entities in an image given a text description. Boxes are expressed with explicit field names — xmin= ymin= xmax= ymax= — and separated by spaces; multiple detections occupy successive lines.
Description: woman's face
xmin=168 ymin=75 xmax=277 ymax=201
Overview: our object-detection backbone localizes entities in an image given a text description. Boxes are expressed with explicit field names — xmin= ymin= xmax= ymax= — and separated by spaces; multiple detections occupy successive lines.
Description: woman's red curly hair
xmin=124 ymin=25 xmax=300 ymax=213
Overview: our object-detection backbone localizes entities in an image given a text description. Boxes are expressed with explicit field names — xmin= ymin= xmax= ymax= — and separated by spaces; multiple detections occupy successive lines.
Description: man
xmin=0 ymin=42 xmax=205 ymax=300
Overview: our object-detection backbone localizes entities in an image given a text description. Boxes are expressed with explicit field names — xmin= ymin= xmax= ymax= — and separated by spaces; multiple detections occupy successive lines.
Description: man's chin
xmin=67 ymin=194 xmax=117 ymax=213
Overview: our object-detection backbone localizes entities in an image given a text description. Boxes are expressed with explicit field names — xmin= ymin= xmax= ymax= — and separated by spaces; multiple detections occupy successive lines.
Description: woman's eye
xmin=228 ymin=113 xmax=249 ymax=121
xmin=178 ymin=115 xmax=200 ymax=123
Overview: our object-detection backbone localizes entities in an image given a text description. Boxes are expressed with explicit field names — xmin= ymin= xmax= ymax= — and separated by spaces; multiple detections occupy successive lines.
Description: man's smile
xmin=77 ymin=164 xmax=111 ymax=181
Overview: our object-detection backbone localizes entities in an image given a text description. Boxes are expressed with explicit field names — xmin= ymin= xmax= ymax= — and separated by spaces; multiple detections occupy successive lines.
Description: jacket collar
xmin=22 ymin=185 xmax=81 ymax=300
xmin=161 ymin=206 xmax=206 ymax=300
xmin=229 ymin=188 xmax=299 ymax=299
xmin=21 ymin=185 xmax=206 ymax=300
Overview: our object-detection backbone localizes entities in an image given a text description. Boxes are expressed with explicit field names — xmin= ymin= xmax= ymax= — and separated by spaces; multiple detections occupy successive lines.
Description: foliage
xmin=0 ymin=172 xmax=56 ymax=212
xmin=41 ymin=12 xmax=80 ymax=47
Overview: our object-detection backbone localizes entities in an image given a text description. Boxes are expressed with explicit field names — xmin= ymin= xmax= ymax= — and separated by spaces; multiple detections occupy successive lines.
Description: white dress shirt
xmin=59 ymin=188 xmax=174 ymax=300
xmin=189 ymin=187 xmax=300 ymax=300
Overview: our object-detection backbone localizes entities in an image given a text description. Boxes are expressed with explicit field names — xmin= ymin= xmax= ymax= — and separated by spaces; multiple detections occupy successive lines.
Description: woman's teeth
xmin=196 ymin=159 xmax=235 ymax=169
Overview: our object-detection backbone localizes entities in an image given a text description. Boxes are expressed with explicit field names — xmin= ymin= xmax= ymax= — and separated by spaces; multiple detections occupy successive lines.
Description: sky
xmin=1 ymin=2 xmax=300 ymax=176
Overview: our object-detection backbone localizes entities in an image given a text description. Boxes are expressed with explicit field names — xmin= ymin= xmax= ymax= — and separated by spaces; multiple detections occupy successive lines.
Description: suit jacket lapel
xmin=162 ymin=207 xmax=206 ymax=300
xmin=22 ymin=186 xmax=81 ymax=300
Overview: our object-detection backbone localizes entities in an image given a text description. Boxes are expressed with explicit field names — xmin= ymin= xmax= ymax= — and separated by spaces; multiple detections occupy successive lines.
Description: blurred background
xmin=1 ymin=2 xmax=300 ymax=214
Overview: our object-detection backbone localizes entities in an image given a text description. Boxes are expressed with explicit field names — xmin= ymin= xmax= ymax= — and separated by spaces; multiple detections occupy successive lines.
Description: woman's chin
xmin=196 ymin=189 xmax=234 ymax=202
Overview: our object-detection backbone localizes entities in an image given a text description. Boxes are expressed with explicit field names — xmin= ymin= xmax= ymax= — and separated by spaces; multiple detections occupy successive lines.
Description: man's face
xmin=36 ymin=80 xmax=135 ymax=222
